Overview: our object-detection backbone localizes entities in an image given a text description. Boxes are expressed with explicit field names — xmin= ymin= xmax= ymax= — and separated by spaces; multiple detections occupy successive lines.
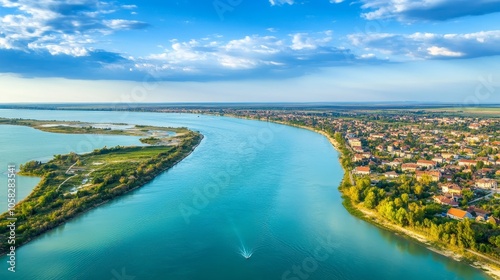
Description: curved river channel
xmin=0 ymin=109 xmax=490 ymax=279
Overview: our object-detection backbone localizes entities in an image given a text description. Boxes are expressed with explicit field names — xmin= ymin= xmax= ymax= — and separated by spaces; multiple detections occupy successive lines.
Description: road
xmin=468 ymin=190 xmax=494 ymax=205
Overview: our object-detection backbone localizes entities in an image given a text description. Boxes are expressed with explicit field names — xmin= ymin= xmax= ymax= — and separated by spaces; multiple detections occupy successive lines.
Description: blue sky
xmin=0 ymin=0 xmax=499 ymax=102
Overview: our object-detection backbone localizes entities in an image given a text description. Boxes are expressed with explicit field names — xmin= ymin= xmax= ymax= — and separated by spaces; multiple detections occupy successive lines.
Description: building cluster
xmin=342 ymin=115 xmax=500 ymax=223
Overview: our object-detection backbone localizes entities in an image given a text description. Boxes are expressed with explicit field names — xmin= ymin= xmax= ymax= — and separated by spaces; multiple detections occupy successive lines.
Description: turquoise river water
xmin=0 ymin=109 xmax=491 ymax=280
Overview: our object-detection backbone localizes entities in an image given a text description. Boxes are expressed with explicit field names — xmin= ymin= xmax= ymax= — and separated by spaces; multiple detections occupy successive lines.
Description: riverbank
xmin=313 ymin=128 xmax=500 ymax=280
xmin=219 ymin=113 xmax=500 ymax=279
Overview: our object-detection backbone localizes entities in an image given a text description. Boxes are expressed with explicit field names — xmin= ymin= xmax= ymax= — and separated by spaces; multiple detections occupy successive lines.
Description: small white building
xmin=475 ymin=178 xmax=498 ymax=190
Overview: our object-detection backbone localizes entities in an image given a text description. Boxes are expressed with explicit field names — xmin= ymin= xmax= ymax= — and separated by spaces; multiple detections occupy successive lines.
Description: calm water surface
xmin=0 ymin=109 xmax=490 ymax=280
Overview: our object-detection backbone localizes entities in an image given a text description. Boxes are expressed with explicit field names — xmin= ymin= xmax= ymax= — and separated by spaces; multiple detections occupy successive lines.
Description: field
xmin=410 ymin=107 xmax=500 ymax=117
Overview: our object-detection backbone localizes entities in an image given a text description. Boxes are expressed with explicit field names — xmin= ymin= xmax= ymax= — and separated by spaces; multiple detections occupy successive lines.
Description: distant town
xmin=337 ymin=115 xmax=500 ymax=222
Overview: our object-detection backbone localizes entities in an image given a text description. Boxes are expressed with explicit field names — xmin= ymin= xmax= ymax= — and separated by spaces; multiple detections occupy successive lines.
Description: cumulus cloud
xmin=348 ymin=30 xmax=500 ymax=59
xmin=137 ymin=32 xmax=358 ymax=80
xmin=0 ymin=0 xmax=148 ymax=55
xmin=291 ymin=31 xmax=332 ymax=50
xmin=359 ymin=0 xmax=500 ymax=21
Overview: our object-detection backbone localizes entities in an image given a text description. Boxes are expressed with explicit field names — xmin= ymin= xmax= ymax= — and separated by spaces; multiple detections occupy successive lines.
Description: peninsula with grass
xmin=0 ymin=118 xmax=203 ymax=255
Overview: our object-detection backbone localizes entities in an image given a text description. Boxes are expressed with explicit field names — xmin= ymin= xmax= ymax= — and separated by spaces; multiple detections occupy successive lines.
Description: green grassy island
xmin=0 ymin=118 xmax=203 ymax=255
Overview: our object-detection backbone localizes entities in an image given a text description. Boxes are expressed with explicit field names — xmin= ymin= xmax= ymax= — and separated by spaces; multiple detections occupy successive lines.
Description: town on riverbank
xmin=57 ymin=103 xmax=499 ymax=277
xmin=216 ymin=106 xmax=500 ymax=277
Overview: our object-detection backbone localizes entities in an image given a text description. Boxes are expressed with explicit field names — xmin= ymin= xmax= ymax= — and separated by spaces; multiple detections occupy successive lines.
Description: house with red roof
xmin=434 ymin=196 xmax=458 ymax=207
xmin=447 ymin=208 xmax=473 ymax=220
xmin=354 ymin=166 xmax=371 ymax=175
xmin=402 ymin=163 xmax=418 ymax=172
xmin=417 ymin=160 xmax=437 ymax=169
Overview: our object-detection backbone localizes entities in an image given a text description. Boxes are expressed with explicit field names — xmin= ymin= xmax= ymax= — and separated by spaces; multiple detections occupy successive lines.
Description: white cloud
xmin=359 ymin=0 xmax=500 ymax=22
xmin=427 ymin=46 xmax=464 ymax=57
xmin=0 ymin=0 xmax=148 ymax=56
xmin=218 ymin=56 xmax=258 ymax=69
xmin=0 ymin=37 xmax=14 ymax=49
xmin=34 ymin=44 xmax=89 ymax=56
xmin=291 ymin=32 xmax=332 ymax=50
xmin=360 ymin=53 xmax=376 ymax=59
xmin=140 ymin=31 xmax=347 ymax=78
xmin=225 ymin=35 xmax=282 ymax=54
xmin=348 ymin=30 xmax=500 ymax=59
xmin=269 ymin=0 xmax=294 ymax=6
xmin=291 ymin=33 xmax=317 ymax=50
xmin=27 ymin=34 xmax=95 ymax=56
xmin=104 ymin=19 xmax=148 ymax=30
xmin=121 ymin=5 xmax=137 ymax=9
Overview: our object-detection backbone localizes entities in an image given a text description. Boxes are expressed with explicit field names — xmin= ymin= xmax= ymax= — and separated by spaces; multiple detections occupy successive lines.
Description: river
xmin=0 ymin=109 xmax=490 ymax=279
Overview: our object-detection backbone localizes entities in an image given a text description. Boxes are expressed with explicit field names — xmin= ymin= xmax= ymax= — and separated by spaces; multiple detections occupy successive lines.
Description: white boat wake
xmin=239 ymin=246 xmax=253 ymax=259
xmin=229 ymin=218 xmax=256 ymax=260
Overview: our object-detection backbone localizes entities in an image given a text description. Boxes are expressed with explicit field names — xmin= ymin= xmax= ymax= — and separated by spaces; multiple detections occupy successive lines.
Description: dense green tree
xmin=414 ymin=184 xmax=424 ymax=197
xmin=395 ymin=208 xmax=408 ymax=226
xmin=364 ymin=191 xmax=377 ymax=209
xmin=401 ymin=193 xmax=409 ymax=206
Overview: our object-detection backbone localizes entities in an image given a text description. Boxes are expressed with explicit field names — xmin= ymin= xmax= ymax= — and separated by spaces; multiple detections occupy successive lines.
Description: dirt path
xmin=56 ymin=174 xmax=77 ymax=192
xmin=65 ymin=162 xmax=78 ymax=174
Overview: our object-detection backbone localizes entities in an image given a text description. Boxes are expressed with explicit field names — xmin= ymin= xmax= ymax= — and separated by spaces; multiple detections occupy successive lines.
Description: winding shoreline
xmin=216 ymin=113 xmax=500 ymax=279
xmin=306 ymin=125 xmax=500 ymax=280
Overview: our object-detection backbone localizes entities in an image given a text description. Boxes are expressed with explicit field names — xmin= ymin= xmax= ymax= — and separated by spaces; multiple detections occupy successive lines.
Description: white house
xmin=475 ymin=178 xmax=498 ymax=190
